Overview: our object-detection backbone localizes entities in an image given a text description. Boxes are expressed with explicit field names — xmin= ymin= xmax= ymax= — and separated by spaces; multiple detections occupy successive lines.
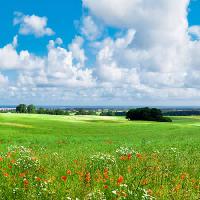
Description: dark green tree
xmin=27 ymin=104 xmax=36 ymax=113
xmin=16 ymin=104 xmax=27 ymax=113
xmin=126 ymin=107 xmax=172 ymax=122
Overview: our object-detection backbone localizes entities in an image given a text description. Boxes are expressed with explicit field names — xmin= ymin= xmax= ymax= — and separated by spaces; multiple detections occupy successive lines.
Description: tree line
xmin=15 ymin=104 xmax=127 ymax=116
xmin=163 ymin=110 xmax=200 ymax=116
xmin=15 ymin=104 xmax=172 ymax=122
xmin=16 ymin=104 xmax=70 ymax=115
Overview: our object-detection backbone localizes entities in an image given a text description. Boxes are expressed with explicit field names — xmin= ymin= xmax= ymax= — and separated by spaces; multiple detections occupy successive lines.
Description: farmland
xmin=0 ymin=113 xmax=200 ymax=199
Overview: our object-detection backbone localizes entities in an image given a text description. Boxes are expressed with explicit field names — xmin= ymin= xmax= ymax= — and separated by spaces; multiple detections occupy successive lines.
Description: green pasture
xmin=0 ymin=114 xmax=200 ymax=199
xmin=0 ymin=114 xmax=200 ymax=151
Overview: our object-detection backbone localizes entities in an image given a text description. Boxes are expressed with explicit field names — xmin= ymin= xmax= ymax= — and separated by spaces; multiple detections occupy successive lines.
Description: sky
xmin=0 ymin=0 xmax=200 ymax=106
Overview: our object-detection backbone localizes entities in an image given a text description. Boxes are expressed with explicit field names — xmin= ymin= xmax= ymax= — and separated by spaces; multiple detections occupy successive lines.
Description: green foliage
xmin=164 ymin=110 xmax=200 ymax=116
xmin=16 ymin=104 xmax=27 ymax=113
xmin=27 ymin=104 xmax=36 ymax=113
xmin=16 ymin=104 xmax=69 ymax=116
xmin=100 ymin=111 xmax=127 ymax=116
xmin=126 ymin=107 xmax=172 ymax=122
xmin=75 ymin=109 xmax=96 ymax=115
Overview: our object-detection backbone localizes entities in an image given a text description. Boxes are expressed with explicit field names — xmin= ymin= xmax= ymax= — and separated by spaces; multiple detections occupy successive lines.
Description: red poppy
xmin=104 ymin=168 xmax=109 ymax=179
xmin=24 ymin=179 xmax=29 ymax=186
xmin=180 ymin=173 xmax=186 ymax=180
xmin=141 ymin=179 xmax=148 ymax=185
xmin=74 ymin=160 xmax=78 ymax=164
xmin=0 ymin=157 xmax=3 ymax=162
xmin=147 ymin=189 xmax=153 ymax=196
xmin=3 ymin=173 xmax=9 ymax=177
xmin=85 ymin=172 xmax=91 ymax=183
xmin=117 ymin=175 xmax=124 ymax=185
xmin=61 ymin=176 xmax=67 ymax=182
xmin=104 ymin=185 xmax=109 ymax=189
xmin=127 ymin=154 xmax=132 ymax=160
xmin=136 ymin=153 xmax=142 ymax=159
xmin=66 ymin=170 xmax=72 ymax=175
xmin=36 ymin=177 xmax=42 ymax=181
xmin=174 ymin=184 xmax=181 ymax=192
xmin=120 ymin=156 xmax=127 ymax=161
xmin=11 ymin=160 xmax=15 ymax=164
xmin=19 ymin=173 xmax=26 ymax=178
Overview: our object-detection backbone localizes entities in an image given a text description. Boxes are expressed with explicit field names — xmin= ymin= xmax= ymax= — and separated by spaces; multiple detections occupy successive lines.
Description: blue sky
xmin=0 ymin=0 xmax=198 ymax=54
xmin=189 ymin=0 xmax=200 ymax=25
xmin=0 ymin=0 xmax=200 ymax=106
xmin=0 ymin=0 xmax=82 ymax=54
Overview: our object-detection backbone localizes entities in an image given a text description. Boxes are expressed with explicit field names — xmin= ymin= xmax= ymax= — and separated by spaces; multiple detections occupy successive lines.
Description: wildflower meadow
xmin=0 ymin=114 xmax=200 ymax=199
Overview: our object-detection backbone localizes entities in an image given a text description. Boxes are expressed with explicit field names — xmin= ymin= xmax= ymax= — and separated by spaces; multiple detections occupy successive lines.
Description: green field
xmin=0 ymin=114 xmax=200 ymax=199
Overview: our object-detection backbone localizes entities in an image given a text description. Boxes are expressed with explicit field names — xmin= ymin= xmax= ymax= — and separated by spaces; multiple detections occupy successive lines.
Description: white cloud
xmin=0 ymin=36 xmax=44 ymax=70
xmin=2 ymin=0 xmax=200 ymax=105
xmin=95 ymin=30 xmax=135 ymax=82
xmin=69 ymin=36 xmax=87 ymax=68
xmin=189 ymin=25 xmax=200 ymax=40
xmin=80 ymin=0 xmax=200 ymax=103
xmin=0 ymin=73 xmax=8 ymax=86
xmin=83 ymin=0 xmax=190 ymax=71
xmin=81 ymin=16 xmax=101 ymax=40
xmin=14 ymin=12 xmax=55 ymax=37
xmin=45 ymin=38 xmax=94 ymax=88
xmin=15 ymin=37 xmax=95 ymax=90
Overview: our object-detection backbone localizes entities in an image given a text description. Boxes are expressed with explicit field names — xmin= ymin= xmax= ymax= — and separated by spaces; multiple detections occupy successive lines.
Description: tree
xmin=126 ymin=107 xmax=172 ymax=122
xmin=27 ymin=104 xmax=36 ymax=113
xmin=37 ymin=108 xmax=45 ymax=114
xmin=16 ymin=104 xmax=27 ymax=113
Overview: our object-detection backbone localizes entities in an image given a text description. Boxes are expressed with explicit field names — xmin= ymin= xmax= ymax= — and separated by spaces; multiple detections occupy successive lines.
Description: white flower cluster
xmin=112 ymin=184 xmax=135 ymax=199
xmin=140 ymin=188 xmax=155 ymax=200
xmin=90 ymin=152 xmax=116 ymax=163
xmin=170 ymin=147 xmax=177 ymax=153
xmin=34 ymin=180 xmax=49 ymax=196
xmin=116 ymin=146 xmax=136 ymax=156
xmin=9 ymin=145 xmax=39 ymax=170
xmin=90 ymin=152 xmax=116 ymax=168
xmin=86 ymin=190 xmax=106 ymax=200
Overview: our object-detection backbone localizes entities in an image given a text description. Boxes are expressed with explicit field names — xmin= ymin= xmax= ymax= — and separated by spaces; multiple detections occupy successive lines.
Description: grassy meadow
xmin=0 ymin=113 xmax=200 ymax=199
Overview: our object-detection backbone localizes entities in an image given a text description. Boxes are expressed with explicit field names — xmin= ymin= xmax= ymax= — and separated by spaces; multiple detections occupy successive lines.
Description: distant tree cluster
xmin=164 ymin=110 xmax=200 ymax=116
xmin=75 ymin=109 xmax=96 ymax=116
xmin=100 ymin=111 xmax=126 ymax=116
xmin=16 ymin=104 xmax=69 ymax=115
xmin=37 ymin=108 xmax=69 ymax=115
xmin=126 ymin=107 xmax=172 ymax=122
xmin=16 ymin=104 xmax=36 ymax=113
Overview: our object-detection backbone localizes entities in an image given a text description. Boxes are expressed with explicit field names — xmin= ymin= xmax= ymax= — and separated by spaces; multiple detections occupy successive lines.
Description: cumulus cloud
xmin=0 ymin=36 xmax=44 ymax=70
xmin=0 ymin=34 xmax=97 ymax=104
xmin=95 ymin=29 xmax=136 ymax=82
xmin=81 ymin=0 xmax=200 ymax=102
xmin=69 ymin=36 xmax=87 ymax=68
xmin=14 ymin=12 xmax=55 ymax=37
xmin=83 ymin=0 xmax=190 ymax=71
xmin=15 ymin=37 xmax=95 ymax=90
xmin=2 ymin=0 xmax=200 ymax=105
xmin=81 ymin=16 xmax=101 ymax=40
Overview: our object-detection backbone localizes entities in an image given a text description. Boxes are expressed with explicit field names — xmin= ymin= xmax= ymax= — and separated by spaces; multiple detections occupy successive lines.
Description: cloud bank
xmin=1 ymin=0 xmax=200 ymax=105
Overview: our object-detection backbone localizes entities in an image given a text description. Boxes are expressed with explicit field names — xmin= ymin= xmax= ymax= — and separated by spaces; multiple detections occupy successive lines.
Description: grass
xmin=0 ymin=113 xmax=200 ymax=199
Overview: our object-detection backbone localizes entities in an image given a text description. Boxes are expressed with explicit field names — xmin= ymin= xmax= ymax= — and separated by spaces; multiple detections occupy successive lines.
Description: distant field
xmin=0 ymin=114 xmax=200 ymax=199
